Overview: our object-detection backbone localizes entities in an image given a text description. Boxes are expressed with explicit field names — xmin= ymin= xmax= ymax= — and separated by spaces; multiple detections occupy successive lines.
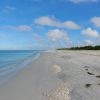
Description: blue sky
xmin=0 ymin=0 xmax=100 ymax=50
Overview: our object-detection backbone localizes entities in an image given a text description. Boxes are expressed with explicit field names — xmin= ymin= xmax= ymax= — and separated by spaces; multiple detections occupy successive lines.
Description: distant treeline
xmin=57 ymin=46 xmax=100 ymax=50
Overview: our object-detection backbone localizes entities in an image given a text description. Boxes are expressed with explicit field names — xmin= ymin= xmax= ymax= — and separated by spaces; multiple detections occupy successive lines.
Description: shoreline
xmin=0 ymin=50 xmax=100 ymax=100
xmin=0 ymin=51 xmax=41 ymax=85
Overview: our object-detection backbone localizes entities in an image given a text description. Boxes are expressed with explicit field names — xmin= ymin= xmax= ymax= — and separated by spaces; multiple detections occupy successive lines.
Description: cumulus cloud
xmin=63 ymin=21 xmax=80 ymax=29
xmin=91 ymin=16 xmax=100 ymax=27
xmin=84 ymin=40 xmax=93 ymax=46
xmin=67 ymin=0 xmax=98 ymax=3
xmin=34 ymin=16 xmax=61 ymax=27
xmin=1 ymin=25 xmax=32 ymax=32
xmin=34 ymin=16 xmax=80 ymax=30
xmin=81 ymin=27 xmax=99 ymax=38
xmin=47 ymin=29 xmax=69 ymax=41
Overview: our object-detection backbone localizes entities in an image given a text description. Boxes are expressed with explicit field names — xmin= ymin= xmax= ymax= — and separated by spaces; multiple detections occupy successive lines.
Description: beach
xmin=0 ymin=50 xmax=100 ymax=100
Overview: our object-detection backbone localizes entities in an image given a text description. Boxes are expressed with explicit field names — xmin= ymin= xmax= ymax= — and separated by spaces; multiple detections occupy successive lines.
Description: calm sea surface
xmin=0 ymin=50 xmax=40 ymax=84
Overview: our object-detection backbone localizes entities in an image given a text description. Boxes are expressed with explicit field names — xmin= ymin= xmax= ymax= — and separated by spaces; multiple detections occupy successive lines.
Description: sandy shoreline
xmin=0 ymin=50 xmax=100 ymax=100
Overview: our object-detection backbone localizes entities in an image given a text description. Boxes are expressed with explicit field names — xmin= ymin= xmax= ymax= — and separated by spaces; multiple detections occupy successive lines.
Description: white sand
xmin=0 ymin=50 xmax=100 ymax=100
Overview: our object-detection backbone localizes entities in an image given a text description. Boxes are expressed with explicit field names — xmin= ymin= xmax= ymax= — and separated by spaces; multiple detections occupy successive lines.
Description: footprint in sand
xmin=83 ymin=66 xmax=100 ymax=88
xmin=83 ymin=66 xmax=95 ymax=76
xmin=87 ymin=72 xmax=95 ymax=75
xmin=85 ymin=84 xmax=92 ymax=88
xmin=84 ymin=66 xmax=100 ymax=78
xmin=96 ymin=75 xmax=100 ymax=78
xmin=84 ymin=66 xmax=89 ymax=71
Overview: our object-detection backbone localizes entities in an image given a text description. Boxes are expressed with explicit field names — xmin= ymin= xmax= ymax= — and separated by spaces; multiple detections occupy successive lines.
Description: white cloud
xmin=84 ymin=40 xmax=93 ymax=46
xmin=34 ymin=16 xmax=61 ymax=27
xmin=81 ymin=27 xmax=99 ymax=38
xmin=63 ymin=21 xmax=80 ymax=29
xmin=34 ymin=16 xmax=80 ymax=30
xmin=1 ymin=25 xmax=32 ymax=32
xmin=14 ymin=25 xmax=32 ymax=32
xmin=47 ymin=29 xmax=69 ymax=41
xmin=67 ymin=0 xmax=98 ymax=3
xmin=91 ymin=16 xmax=100 ymax=27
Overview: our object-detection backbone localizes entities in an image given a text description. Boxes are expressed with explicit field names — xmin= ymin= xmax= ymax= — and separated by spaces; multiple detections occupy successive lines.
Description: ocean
xmin=0 ymin=50 xmax=40 ymax=84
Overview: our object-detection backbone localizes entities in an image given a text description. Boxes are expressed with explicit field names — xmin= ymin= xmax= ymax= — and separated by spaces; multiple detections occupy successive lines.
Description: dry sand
xmin=0 ymin=50 xmax=100 ymax=100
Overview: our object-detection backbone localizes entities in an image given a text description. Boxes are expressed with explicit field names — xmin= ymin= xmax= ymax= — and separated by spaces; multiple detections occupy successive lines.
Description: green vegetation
xmin=57 ymin=45 xmax=100 ymax=50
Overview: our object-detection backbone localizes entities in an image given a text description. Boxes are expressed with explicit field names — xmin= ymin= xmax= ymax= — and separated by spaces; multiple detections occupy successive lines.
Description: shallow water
xmin=0 ymin=50 xmax=40 ymax=84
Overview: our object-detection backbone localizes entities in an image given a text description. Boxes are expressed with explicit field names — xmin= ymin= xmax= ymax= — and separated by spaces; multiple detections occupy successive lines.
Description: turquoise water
xmin=0 ymin=50 xmax=40 ymax=84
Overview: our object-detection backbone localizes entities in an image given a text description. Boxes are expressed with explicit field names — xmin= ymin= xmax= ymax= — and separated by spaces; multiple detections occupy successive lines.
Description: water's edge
xmin=0 ymin=51 xmax=41 ymax=85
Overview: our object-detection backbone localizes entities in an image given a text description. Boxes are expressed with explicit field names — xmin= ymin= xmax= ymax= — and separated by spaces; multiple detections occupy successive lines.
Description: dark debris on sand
xmin=96 ymin=75 xmax=100 ymax=78
xmin=85 ymin=84 xmax=92 ymax=88
xmin=87 ymin=72 xmax=95 ymax=75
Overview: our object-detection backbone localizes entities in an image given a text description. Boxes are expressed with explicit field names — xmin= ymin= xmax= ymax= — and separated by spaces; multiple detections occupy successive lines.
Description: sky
xmin=0 ymin=0 xmax=100 ymax=50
